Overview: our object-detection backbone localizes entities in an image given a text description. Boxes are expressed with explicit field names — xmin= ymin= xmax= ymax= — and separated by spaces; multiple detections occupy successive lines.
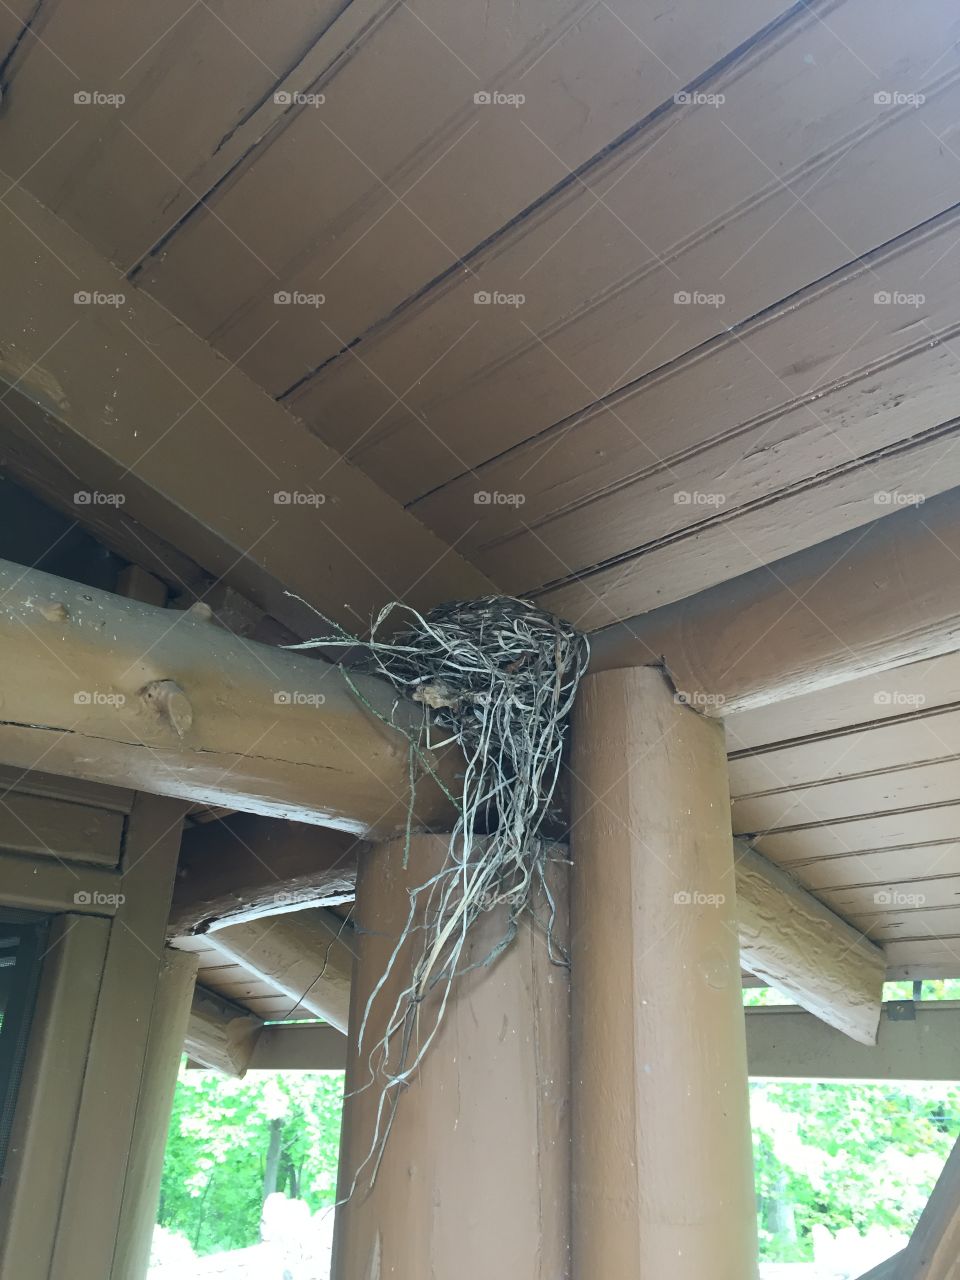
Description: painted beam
xmin=746 ymin=1004 xmax=960 ymax=1082
xmin=0 ymin=185 xmax=491 ymax=639
xmin=248 ymin=1024 xmax=347 ymax=1071
xmin=205 ymin=909 xmax=355 ymax=1032
xmin=570 ymin=667 xmax=758 ymax=1280
xmin=900 ymin=1129 xmax=960 ymax=1279
xmin=735 ymin=841 xmax=884 ymax=1046
xmin=589 ymin=486 xmax=960 ymax=711
xmin=183 ymin=984 xmax=264 ymax=1078
xmin=170 ymin=815 xmax=362 ymax=935
xmin=0 ymin=557 xmax=460 ymax=834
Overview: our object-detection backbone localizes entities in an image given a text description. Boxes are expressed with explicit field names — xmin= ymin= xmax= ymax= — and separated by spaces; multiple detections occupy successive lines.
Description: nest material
xmin=290 ymin=595 xmax=589 ymax=1191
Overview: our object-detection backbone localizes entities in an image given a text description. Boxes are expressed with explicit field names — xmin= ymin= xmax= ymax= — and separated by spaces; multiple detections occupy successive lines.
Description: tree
xmin=158 ymin=1066 xmax=344 ymax=1255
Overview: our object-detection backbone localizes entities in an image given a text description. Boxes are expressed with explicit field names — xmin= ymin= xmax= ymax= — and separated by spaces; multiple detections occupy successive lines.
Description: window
xmin=0 ymin=911 xmax=49 ymax=1178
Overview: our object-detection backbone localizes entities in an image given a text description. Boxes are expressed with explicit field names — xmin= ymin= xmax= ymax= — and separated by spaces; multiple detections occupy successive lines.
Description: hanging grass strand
xmin=288 ymin=594 xmax=589 ymax=1191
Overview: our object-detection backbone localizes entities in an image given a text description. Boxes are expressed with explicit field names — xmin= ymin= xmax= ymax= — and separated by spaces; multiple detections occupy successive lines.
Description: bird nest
xmin=291 ymin=595 xmax=589 ymax=1189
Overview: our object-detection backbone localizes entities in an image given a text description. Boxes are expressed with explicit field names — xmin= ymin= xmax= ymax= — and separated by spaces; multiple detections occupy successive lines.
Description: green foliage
xmin=158 ymin=1066 xmax=344 ymax=1256
xmin=752 ymin=1080 xmax=960 ymax=1262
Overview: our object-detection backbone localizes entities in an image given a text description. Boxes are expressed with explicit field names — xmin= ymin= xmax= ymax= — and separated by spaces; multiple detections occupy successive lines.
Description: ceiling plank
xmin=0 ymin=184 xmax=492 ymax=640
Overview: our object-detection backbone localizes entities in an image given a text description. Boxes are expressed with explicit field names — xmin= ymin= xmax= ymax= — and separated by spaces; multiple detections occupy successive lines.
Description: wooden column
xmin=332 ymin=835 xmax=570 ymax=1279
xmin=570 ymin=666 xmax=758 ymax=1279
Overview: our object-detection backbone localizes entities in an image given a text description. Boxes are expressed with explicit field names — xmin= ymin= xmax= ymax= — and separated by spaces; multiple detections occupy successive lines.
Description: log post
xmin=332 ymin=835 xmax=571 ymax=1279
xmin=570 ymin=666 xmax=758 ymax=1279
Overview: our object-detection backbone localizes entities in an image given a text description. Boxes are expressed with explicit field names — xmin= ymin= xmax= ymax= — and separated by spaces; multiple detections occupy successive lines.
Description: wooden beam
xmin=247 ymin=1023 xmax=347 ymax=1071
xmin=746 ymin=1004 xmax=960 ymax=1083
xmin=589 ymin=486 xmax=960 ymax=712
xmin=333 ymin=836 xmax=569 ymax=1279
xmin=0 ymin=185 xmax=491 ymax=638
xmin=0 ymin=557 xmax=460 ymax=834
xmin=170 ymin=815 xmax=362 ymax=935
xmin=205 ymin=908 xmax=355 ymax=1032
xmin=900 ymin=1129 xmax=960 ymax=1279
xmin=113 ymin=946 xmax=199 ymax=1280
xmin=735 ymin=840 xmax=884 ymax=1046
xmin=570 ymin=667 xmax=757 ymax=1280
xmin=183 ymin=984 xmax=264 ymax=1077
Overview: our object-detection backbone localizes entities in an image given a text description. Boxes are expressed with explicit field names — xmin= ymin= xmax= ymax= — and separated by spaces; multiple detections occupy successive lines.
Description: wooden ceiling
xmin=729 ymin=652 xmax=960 ymax=979
xmin=3 ymin=0 xmax=960 ymax=632
xmin=4 ymin=2 xmax=960 ymax=981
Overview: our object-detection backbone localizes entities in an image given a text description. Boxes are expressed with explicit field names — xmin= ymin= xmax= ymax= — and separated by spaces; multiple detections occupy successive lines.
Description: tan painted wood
xmin=0 ymin=914 xmax=111 ymax=1278
xmin=570 ymin=666 xmax=757 ymax=1279
xmin=140 ymin=0 xmax=788 ymax=393
xmin=0 ymin=764 xmax=134 ymax=814
xmin=734 ymin=841 xmax=883 ymax=1045
xmin=170 ymin=815 xmax=362 ymax=935
xmin=0 ymin=556 xmax=461 ymax=834
xmin=333 ymin=834 xmax=570 ymax=1280
xmin=589 ymin=485 xmax=960 ymax=711
xmin=726 ymin=652 xmax=960 ymax=753
xmin=206 ymin=907 xmax=355 ymax=1030
xmin=0 ymin=0 xmax=348 ymax=269
xmin=0 ymin=790 xmax=125 ymax=866
xmin=857 ymin=1253 xmax=905 ymax=1280
xmin=899 ymin=1129 xmax=960 ymax=1279
xmin=113 ymin=946 xmax=200 ymax=1280
xmin=885 ymin=939 xmax=960 ymax=980
xmin=248 ymin=1023 xmax=346 ymax=1071
xmin=746 ymin=1004 xmax=960 ymax=1084
xmin=182 ymin=984 xmax=265 ymax=1077
xmin=0 ymin=184 xmax=491 ymax=640
xmin=754 ymin=806 xmax=960 ymax=863
xmin=773 ymin=845 xmax=960 ymax=895
xmin=730 ymin=707 xmax=960 ymax=798
xmin=734 ymin=758 xmax=960 ymax=834
xmin=296 ymin=0 xmax=959 ymax=502
xmin=49 ymin=793 xmax=186 ymax=1280
xmin=0 ymin=850 xmax=126 ymax=916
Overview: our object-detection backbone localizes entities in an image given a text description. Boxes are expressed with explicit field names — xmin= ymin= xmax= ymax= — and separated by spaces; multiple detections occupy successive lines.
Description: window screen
xmin=0 ymin=912 xmax=49 ymax=1178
